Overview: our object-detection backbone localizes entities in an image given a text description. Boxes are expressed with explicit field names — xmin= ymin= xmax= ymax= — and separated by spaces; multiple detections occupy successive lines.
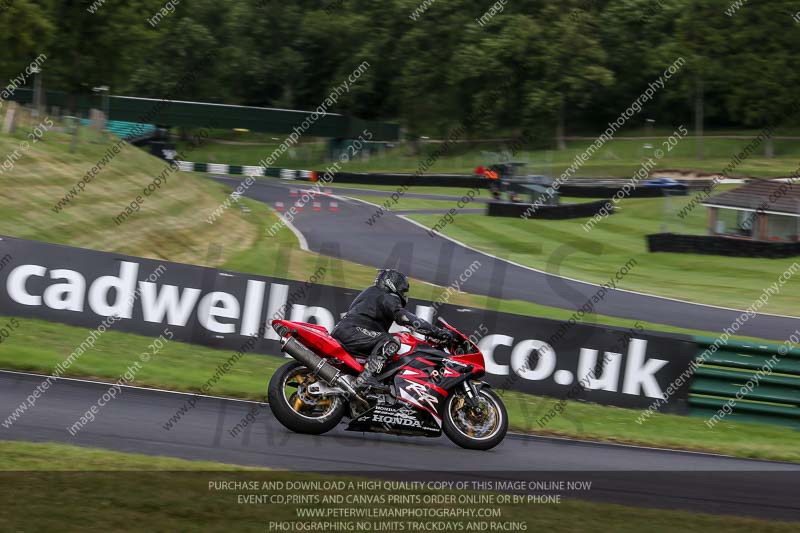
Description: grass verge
xmin=407 ymin=192 xmax=800 ymax=315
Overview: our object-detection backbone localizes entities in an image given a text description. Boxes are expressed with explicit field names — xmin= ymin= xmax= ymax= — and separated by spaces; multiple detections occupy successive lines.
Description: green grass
xmin=0 ymin=125 xmax=261 ymax=267
xmin=3 ymin=441 xmax=795 ymax=533
xmin=2 ymin=317 xmax=798 ymax=463
xmin=0 ymin=316 xmax=281 ymax=400
xmin=177 ymin=134 xmax=800 ymax=178
xmin=0 ymin=440 xmax=261 ymax=471
xmin=407 ymin=190 xmax=800 ymax=315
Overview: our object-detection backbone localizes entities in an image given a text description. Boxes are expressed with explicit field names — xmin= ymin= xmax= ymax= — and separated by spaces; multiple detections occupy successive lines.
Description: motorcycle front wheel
xmin=442 ymin=386 xmax=508 ymax=450
xmin=268 ymin=361 xmax=346 ymax=434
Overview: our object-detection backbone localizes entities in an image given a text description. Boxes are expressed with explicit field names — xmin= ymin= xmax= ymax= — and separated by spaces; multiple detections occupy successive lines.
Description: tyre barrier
xmin=486 ymin=199 xmax=614 ymax=219
xmin=559 ymin=184 xmax=688 ymax=198
xmin=647 ymin=233 xmax=800 ymax=258
xmin=297 ymin=171 xmax=487 ymax=188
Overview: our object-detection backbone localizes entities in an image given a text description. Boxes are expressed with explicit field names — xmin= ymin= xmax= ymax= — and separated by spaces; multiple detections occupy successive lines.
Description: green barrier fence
xmin=12 ymin=89 xmax=401 ymax=141
xmin=689 ymin=336 xmax=800 ymax=428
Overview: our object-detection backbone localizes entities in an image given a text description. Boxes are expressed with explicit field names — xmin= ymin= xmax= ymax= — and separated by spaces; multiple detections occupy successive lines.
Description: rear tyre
xmin=268 ymin=361 xmax=346 ymax=435
xmin=442 ymin=386 xmax=507 ymax=450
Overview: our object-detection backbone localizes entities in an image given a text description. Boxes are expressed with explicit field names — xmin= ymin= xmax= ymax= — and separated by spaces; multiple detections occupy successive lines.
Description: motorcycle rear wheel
xmin=442 ymin=386 xmax=507 ymax=450
xmin=268 ymin=361 xmax=347 ymax=434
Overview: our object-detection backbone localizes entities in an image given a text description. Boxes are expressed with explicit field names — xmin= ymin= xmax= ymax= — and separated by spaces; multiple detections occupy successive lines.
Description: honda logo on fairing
xmin=372 ymin=414 xmax=423 ymax=428
xmin=370 ymin=405 xmax=423 ymax=428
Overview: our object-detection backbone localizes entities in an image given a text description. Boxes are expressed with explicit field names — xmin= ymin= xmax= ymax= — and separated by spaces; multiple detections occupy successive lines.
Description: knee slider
xmin=381 ymin=338 xmax=401 ymax=357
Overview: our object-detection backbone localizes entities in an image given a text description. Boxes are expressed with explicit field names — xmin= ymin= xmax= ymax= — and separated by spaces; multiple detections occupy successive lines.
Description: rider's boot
xmin=354 ymin=340 xmax=399 ymax=393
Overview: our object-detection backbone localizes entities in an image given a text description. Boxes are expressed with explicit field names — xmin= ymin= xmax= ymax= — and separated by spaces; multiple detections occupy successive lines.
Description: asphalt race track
xmin=3 ymin=371 xmax=798 ymax=520
xmin=213 ymin=176 xmax=799 ymax=340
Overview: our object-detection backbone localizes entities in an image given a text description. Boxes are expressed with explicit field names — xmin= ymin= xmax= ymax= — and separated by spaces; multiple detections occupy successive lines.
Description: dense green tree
xmin=530 ymin=2 xmax=614 ymax=149
xmin=1 ymin=0 xmax=797 ymax=147
xmin=719 ymin=0 xmax=800 ymax=157
xmin=0 ymin=0 xmax=53 ymax=76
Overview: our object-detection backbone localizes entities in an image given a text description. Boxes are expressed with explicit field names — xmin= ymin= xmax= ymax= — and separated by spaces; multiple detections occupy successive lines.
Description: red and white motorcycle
xmin=268 ymin=318 xmax=507 ymax=450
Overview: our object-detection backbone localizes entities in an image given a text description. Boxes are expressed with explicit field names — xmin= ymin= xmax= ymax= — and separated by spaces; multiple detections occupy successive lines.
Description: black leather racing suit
xmin=331 ymin=286 xmax=437 ymax=359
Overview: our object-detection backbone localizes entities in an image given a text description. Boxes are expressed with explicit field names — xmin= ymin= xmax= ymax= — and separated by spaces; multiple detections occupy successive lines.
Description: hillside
xmin=0 ymin=128 xmax=255 ymax=267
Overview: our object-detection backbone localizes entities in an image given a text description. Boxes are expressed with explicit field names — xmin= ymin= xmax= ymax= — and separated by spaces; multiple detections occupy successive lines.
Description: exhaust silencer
xmin=277 ymin=328 xmax=364 ymax=403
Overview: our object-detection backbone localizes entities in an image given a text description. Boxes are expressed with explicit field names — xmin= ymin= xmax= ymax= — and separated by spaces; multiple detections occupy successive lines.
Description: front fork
xmin=462 ymin=380 xmax=484 ymax=408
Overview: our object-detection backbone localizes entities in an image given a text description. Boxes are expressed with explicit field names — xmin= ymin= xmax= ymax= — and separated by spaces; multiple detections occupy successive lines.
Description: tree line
xmin=1 ymin=0 xmax=799 ymax=147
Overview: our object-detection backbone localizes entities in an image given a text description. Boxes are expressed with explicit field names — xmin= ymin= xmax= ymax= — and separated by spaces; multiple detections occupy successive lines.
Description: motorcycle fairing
xmin=393 ymin=355 xmax=473 ymax=427
xmin=346 ymin=402 xmax=441 ymax=437
xmin=272 ymin=319 xmax=363 ymax=373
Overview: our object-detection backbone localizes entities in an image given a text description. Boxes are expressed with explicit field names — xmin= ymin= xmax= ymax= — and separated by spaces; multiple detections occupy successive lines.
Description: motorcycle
xmin=267 ymin=318 xmax=508 ymax=450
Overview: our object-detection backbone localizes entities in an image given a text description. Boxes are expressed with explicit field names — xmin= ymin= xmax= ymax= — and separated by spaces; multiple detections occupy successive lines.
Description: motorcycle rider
xmin=332 ymin=269 xmax=452 ymax=392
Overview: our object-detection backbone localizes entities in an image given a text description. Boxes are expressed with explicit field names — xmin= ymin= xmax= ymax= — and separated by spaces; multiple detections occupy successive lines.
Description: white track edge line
xmin=282 ymin=217 xmax=309 ymax=252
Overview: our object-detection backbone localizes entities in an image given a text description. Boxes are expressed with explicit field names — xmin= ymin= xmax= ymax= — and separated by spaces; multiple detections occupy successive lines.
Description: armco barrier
xmin=176 ymin=160 xmax=281 ymax=177
xmin=175 ymin=162 xmax=488 ymax=187
xmin=0 ymin=235 xmax=696 ymax=412
xmin=689 ymin=337 xmax=800 ymax=428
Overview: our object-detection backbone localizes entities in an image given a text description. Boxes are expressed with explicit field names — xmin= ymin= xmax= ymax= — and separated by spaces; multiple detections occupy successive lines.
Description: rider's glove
xmin=432 ymin=327 xmax=454 ymax=344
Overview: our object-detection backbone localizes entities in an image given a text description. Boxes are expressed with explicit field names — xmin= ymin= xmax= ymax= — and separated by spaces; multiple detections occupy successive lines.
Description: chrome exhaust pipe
xmin=276 ymin=328 xmax=367 ymax=406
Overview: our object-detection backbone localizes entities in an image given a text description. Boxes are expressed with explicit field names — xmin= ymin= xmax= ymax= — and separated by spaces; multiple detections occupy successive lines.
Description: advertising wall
xmin=0 ymin=236 xmax=697 ymax=412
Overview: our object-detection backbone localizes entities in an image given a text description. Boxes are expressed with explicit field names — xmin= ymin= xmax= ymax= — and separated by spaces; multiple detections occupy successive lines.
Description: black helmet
xmin=375 ymin=269 xmax=410 ymax=306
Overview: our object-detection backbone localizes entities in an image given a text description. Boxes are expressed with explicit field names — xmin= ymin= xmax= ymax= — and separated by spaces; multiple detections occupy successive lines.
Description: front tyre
xmin=443 ymin=386 xmax=507 ymax=450
xmin=268 ymin=361 xmax=346 ymax=435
